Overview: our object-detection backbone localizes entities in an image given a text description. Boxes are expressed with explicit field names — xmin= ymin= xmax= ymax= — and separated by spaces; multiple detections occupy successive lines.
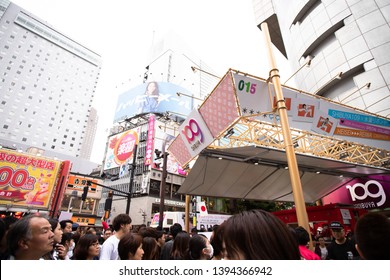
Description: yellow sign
xmin=71 ymin=216 xmax=96 ymax=225
xmin=67 ymin=175 xmax=97 ymax=193
xmin=0 ymin=149 xmax=62 ymax=208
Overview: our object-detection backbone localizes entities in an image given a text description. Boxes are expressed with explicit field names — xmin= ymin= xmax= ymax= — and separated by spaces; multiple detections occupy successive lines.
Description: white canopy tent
xmin=178 ymin=146 xmax=389 ymax=202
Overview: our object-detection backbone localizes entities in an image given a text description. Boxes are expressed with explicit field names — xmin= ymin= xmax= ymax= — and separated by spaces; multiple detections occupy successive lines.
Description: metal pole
xmin=158 ymin=146 xmax=168 ymax=229
xmin=185 ymin=195 xmax=190 ymax=232
xmin=126 ymin=144 xmax=138 ymax=215
xmin=260 ymin=22 xmax=311 ymax=237
xmin=67 ymin=197 xmax=73 ymax=212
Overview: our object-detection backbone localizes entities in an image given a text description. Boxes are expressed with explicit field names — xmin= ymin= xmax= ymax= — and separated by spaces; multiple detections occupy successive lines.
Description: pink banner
xmin=340 ymin=118 xmax=390 ymax=135
xmin=144 ymin=114 xmax=155 ymax=166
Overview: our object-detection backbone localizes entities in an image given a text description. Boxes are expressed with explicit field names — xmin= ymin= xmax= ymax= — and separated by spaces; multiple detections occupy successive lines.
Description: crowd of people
xmin=0 ymin=209 xmax=389 ymax=260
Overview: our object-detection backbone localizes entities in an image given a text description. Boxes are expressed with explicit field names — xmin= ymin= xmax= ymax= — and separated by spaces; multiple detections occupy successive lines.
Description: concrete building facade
xmin=252 ymin=0 xmax=390 ymax=118
xmin=0 ymin=0 xmax=102 ymax=160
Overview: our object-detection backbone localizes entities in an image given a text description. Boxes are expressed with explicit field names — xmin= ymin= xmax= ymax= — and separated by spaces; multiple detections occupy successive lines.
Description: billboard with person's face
xmin=114 ymin=81 xmax=194 ymax=123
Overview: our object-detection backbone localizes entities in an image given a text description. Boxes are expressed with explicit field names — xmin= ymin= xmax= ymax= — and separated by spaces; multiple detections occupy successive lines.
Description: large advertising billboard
xmin=103 ymin=128 xmax=140 ymax=170
xmin=114 ymin=81 xmax=193 ymax=123
xmin=0 ymin=149 xmax=62 ymax=209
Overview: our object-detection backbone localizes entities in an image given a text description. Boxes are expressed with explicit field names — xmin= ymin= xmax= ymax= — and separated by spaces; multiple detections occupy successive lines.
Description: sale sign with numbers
xmin=0 ymin=149 xmax=62 ymax=208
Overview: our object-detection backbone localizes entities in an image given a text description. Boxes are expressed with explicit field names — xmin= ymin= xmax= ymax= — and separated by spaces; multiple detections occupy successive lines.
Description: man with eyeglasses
xmin=327 ymin=221 xmax=359 ymax=260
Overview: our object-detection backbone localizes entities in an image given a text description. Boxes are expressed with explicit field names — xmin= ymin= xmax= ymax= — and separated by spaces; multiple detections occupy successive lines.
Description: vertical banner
xmin=144 ymin=114 xmax=156 ymax=166
xmin=179 ymin=109 xmax=214 ymax=158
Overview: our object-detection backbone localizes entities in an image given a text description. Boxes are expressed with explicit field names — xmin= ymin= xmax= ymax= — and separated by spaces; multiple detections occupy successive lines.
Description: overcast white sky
xmin=12 ymin=0 xmax=293 ymax=163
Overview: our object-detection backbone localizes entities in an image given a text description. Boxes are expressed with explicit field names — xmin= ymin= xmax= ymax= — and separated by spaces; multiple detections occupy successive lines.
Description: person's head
xmin=210 ymin=223 xmax=224 ymax=259
xmin=112 ymin=214 xmax=132 ymax=238
xmin=189 ymin=234 xmax=212 ymax=260
xmin=142 ymin=236 xmax=159 ymax=260
xmin=355 ymin=212 xmax=390 ymax=260
xmin=118 ymin=233 xmax=144 ymax=260
xmin=329 ymin=221 xmax=345 ymax=242
xmin=7 ymin=214 xmax=54 ymax=260
xmin=294 ymin=226 xmax=310 ymax=246
xmin=60 ymin=219 xmax=73 ymax=233
xmin=60 ymin=232 xmax=74 ymax=250
xmin=145 ymin=81 xmax=159 ymax=96
xmin=190 ymin=227 xmax=198 ymax=237
xmin=48 ymin=218 xmax=63 ymax=244
xmin=112 ymin=214 xmax=132 ymax=234
xmin=103 ymin=228 xmax=113 ymax=240
xmin=170 ymin=223 xmax=183 ymax=239
xmin=86 ymin=227 xmax=96 ymax=235
xmin=156 ymin=230 xmax=166 ymax=247
xmin=138 ymin=226 xmax=158 ymax=239
xmin=222 ymin=209 xmax=300 ymax=260
xmin=171 ymin=231 xmax=191 ymax=260
xmin=317 ymin=236 xmax=326 ymax=247
xmin=73 ymin=234 xmax=100 ymax=260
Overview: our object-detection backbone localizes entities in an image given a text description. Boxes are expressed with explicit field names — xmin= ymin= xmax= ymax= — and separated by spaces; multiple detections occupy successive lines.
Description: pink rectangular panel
xmin=199 ymin=72 xmax=239 ymax=137
xmin=168 ymin=135 xmax=192 ymax=167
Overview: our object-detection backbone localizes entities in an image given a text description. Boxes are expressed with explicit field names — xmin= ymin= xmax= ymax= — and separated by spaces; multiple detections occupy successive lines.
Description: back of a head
xmin=170 ymin=223 xmax=182 ymax=239
xmin=60 ymin=232 xmax=73 ymax=246
xmin=112 ymin=214 xmax=132 ymax=232
xmin=355 ymin=212 xmax=390 ymax=260
xmin=142 ymin=236 xmax=159 ymax=260
xmin=223 ymin=209 xmax=300 ymax=260
xmin=294 ymin=226 xmax=310 ymax=246
xmin=138 ymin=227 xmax=158 ymax=239
xmin=189 ymin=234 xmax=208 ymax=260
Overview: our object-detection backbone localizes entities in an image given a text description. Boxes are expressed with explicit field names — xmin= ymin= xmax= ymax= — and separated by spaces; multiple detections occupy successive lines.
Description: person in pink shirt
xmin=294 ymin=226 xmax=320 ymax=260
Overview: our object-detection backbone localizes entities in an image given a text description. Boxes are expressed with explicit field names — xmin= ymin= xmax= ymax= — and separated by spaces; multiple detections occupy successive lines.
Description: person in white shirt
xmin=99 ymin=214 xmax=132 ymax=260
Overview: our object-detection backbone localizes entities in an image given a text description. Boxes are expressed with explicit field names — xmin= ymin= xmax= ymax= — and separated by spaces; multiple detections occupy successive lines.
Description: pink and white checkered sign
xmin=199 ymin=72 xmax=239 ymax=137
xmin=167 ymin=134 xmax=192 ymax=167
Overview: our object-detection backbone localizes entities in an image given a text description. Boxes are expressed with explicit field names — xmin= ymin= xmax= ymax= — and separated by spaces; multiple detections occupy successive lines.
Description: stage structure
xmin=168 ymin=68 xmax=390 ymax=201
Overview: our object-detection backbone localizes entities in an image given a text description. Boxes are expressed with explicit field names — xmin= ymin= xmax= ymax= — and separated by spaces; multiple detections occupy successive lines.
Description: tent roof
xmin=178 ymin=146 xmax=389 ymax=203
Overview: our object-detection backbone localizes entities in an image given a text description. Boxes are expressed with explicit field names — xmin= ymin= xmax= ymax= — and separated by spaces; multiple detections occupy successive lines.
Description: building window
xmin=22 ymin=137 xmax=27 ymax=142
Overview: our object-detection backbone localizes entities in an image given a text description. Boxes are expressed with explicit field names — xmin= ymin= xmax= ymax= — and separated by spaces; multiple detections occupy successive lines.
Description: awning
xmin=178 ymin=146 xmax=389 ymax=203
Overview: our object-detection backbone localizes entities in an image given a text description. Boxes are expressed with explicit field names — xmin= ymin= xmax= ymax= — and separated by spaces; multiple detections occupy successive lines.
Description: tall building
xmin=80 ymin=107 xmax=98 ymax=160
xmin=252 ymin=0 xmax=390 ymax=118
xmin=0 ymin=0 xmax=102 ymax=160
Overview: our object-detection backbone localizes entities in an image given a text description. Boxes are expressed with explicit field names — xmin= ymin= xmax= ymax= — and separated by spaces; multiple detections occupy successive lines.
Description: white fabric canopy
xmin=178 ymin=146 xmax=389 ymax=202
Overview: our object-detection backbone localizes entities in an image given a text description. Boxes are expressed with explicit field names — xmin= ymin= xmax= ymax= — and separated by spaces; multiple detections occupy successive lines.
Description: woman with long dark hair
xmin=222 ymin=209 xmax=300 ymax=260
xmin=170 ymin=232 xmax=191 ymax=260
